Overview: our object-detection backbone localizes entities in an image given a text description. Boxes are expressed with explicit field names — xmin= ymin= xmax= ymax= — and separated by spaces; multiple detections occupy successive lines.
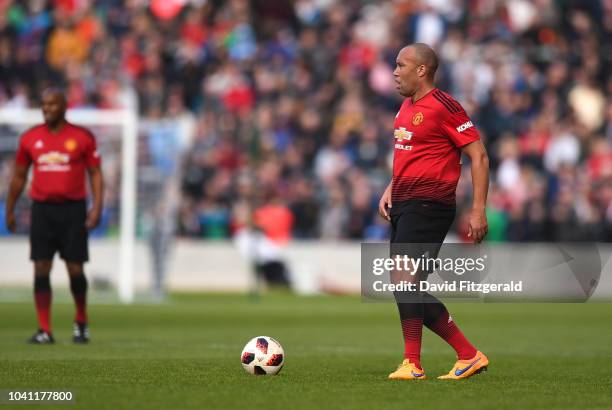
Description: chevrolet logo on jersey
xmin=37 ymin=151 xmax=71 ymax=172
xmin=394 ymin=127 xmax=413 ymax=142
xmin=38 ymin=151 xmax=69 ymax=165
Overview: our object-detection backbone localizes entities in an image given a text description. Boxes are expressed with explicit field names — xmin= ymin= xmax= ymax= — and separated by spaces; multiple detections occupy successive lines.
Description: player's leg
xmin=58 ymin=200 xmax=90 ymax=343
xmin=389 ymin=294 xmax=425 ymax=379
xmin=423 ymin=293 xmax=488 ymax=379
xmin=423 ymin=293 xmax=477 ymax=360
xmin=388 ymin=206 xmax=427 ymax=380
xmin=65 ymin=261 xmax=89 ymax=343
xmin=29 ymin=201 xmax=57 ymax=344
xmin=389 ymin=201 xmax=464 ymax=379
xmin=29 ymin=260 xmax=55 ymax=344
xmin=389 ymin=246 xmax=432 ymax=380
xmin=412 ymin=203 xmax=488 ymax=379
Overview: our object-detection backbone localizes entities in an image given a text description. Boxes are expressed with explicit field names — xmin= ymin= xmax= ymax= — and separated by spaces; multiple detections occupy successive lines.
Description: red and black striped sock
xmin=400 ymin=316 xmax=423 ymax=368
xmin=423 ymin=294 xmax=477 ymax=360
xmin=395 ymin=297 xmax=424 ymax=369
xmin=69 ymin=274 xmax=88 ymax=324
xmin=34 ymin=276 xmax=52 ymax=333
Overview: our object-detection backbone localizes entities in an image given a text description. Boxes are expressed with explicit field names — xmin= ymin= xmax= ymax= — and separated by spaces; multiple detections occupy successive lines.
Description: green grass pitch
xmin=1 ymin=293 xmax=612 ymax=410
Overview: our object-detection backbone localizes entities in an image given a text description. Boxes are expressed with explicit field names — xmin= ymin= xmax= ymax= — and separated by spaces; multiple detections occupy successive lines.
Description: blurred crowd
xmin=1 ymin=0 xmax=611 ymax=242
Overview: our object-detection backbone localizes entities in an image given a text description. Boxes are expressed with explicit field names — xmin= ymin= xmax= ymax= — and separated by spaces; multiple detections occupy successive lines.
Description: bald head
xmin=41 ymin=88 xmax=67 ymax=128
xmin=42 ymin=88 xmax=67 ymax=105
xmin=403 ymin=43 xmax=438 ymax=80
xmin=394 ymin=43 xmax=438 ymax=98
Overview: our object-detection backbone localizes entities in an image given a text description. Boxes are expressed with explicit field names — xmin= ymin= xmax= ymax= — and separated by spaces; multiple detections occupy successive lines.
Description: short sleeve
xmin=15 ymin=136 xmax=32 ymax=166
xmin=440 ymin=108 xmax=480 ymax=148
xmin=84 ymin=132 xmax=101 ymax=168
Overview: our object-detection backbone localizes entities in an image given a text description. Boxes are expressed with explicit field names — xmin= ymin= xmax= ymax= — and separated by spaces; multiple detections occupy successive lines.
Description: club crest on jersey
xmin=34 ymin=140 xmax=44 ymax=149
xmin=64 ymin=139 xmax=78 ymax=152
xmin=412 ymin=112 xmax=424 ymax=125
xmin=394 ymin=127 xmax=413 ymax=142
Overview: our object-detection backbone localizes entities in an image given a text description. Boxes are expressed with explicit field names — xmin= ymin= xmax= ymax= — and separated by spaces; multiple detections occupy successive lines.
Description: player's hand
xmin=6 ymin=211 xmax=16 ymax=233
xmin=85 ymin=207 xmax=101 ymax=230
xmin=467 ymin=208 xmax=488 ymax=243
xmin=378 ymin=184 xmax=392 ymax=221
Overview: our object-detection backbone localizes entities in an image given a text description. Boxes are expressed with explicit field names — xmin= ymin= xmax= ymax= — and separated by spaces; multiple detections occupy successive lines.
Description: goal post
xmin=0 ymin=108 xmax=138 ymax=303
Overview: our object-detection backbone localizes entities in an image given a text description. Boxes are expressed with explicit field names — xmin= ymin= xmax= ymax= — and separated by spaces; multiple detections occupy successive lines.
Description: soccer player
xmin=5 ymin=88 xmax=104 ymax=344
xmin=379 ymin=44 xmax=490 ymax=380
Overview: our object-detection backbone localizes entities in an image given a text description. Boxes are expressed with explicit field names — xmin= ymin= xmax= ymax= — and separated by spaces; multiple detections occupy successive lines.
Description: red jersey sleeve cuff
xmin=455 ymin=134 xmax=480 ymax=148
xmin=15 ymin=157 xmax=31 ymax=166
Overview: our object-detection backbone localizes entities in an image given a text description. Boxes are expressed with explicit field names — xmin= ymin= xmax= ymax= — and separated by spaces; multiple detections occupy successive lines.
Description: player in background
xmin=5 ymin=89 xmax=104 ymax=344
xmin=379 ymin=44 xmax=490 ymax=380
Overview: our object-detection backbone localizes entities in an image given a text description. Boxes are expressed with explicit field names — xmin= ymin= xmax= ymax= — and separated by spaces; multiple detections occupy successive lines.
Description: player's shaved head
xmin=42 ymin=88 xmax=67 ymax=105
xmin=394 ymin=43 xmax=438 ymax=98
xmin=402 ymin=43 xmax=438 ymax=80
xmin=41 ymin=87 xmax=67 ymax=128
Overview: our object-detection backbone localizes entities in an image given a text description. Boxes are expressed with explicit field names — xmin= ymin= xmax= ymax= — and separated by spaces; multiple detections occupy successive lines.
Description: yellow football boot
xmin=388 ymin=359 xmax=427 ymax=380
xmin=438 ymin=351 xmax=489 ymax=380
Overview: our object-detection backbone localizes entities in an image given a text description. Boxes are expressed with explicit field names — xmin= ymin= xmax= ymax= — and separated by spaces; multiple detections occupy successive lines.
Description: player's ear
xmin=417 ymin=64 xmax=427 ymax=78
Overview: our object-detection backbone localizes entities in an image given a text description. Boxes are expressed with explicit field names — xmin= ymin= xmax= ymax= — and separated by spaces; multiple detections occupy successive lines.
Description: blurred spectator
xmin=46 ymin=16 xmax=88 ymax=70
xmin=254 ymin=196 xmax=294 ymax=244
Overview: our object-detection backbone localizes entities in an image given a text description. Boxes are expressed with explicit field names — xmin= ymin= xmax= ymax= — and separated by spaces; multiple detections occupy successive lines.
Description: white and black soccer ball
xmin=240 ymin=336 xmax=284 ymax=375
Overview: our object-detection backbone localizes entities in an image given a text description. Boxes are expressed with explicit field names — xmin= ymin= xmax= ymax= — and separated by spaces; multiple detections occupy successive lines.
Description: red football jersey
xmin=15 ymin=122 xmax=101 ymax=202
xmin=392 ymin=88 xmax=479 ymax=205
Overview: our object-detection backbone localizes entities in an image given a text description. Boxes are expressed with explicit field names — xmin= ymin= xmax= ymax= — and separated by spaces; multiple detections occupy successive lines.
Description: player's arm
xmin=84 ymin=132 xmax=104 ymax=230
xmin=461 ymin=140 xmax=489 ymax=243
xmin=440 ymin=101 xmax=489 ymax=243
xmin=378 ymin=180 xmax=392 ymax=221
xmin=85 ymin=166 xmax=104 ymax=230
xmin=5 ymin=164 xmax=29 ymax=233
xmin=6 ymin=134 xmax=33 ymax=233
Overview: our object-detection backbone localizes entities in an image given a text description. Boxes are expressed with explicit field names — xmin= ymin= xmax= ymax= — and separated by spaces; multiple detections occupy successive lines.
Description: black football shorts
xmin=389 ymin=199 xmax=455 ymax=275
xmin=30 ymin=200 xmax=89 ymax=262
xmin=390 ymin=199 xmax=455 ymax=244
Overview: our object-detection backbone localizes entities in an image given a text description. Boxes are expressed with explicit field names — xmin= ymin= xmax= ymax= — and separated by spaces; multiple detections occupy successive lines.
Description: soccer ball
xmin=240 ymin=336 xmax=284 ymax=375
